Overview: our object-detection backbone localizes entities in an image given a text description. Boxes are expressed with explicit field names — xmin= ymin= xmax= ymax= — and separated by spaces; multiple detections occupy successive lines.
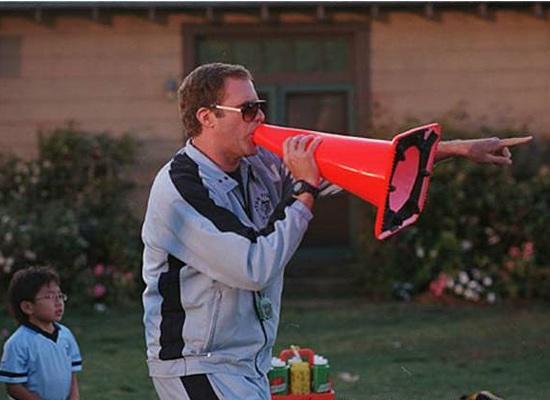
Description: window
xmin=0 ymin=35 xmax=21 ymax=78
xmin=197 ymin=36 xmax=349 ymax=74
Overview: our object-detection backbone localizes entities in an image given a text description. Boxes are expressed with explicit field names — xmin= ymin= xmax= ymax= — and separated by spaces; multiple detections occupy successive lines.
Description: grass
xmin=1 ymin=300 xmax=549 ymax=399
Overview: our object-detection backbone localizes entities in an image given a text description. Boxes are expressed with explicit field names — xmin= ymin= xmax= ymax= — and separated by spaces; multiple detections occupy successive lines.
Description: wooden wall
xmin=1 ymin=7 xmax=548 ymax=214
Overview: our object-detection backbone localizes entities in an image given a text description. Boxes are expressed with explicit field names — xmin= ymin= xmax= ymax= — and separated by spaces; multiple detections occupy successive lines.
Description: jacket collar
xmin=183 ymin=139 xmax=254 ymax=193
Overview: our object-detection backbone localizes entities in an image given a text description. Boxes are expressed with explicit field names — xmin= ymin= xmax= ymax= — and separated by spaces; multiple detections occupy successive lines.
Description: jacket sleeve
xmin=144 ymin=193 xmax=312 ymax=291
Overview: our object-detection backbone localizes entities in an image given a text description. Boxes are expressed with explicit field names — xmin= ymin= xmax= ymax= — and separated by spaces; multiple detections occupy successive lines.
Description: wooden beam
xmin=260 ymin=4 xmax=270 ymax=22
xmin=370 ymin=4 xmax=380 ymax=19
xmin=532 ymin=2 xmax=544 ymax=18
xmin=91 ymin=7 xmax=100 ymax=21
xmin=316 ymin=5 xmax=327 ymax=22
xmin=478 ymin=3 xmax=488 ymax=19
xmin=148 ymin=7 xmax=156 ymax=21
xmin=34 ymin=7 xmax=42 ymax=23
xmin=206 ymin=6 xmax=215 ymax=23
xmin=424 ymin=3 xmax=435 ymax=20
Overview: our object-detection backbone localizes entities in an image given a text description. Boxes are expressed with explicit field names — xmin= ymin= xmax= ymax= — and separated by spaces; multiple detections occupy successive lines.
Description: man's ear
xmin=196 ymin=107 xmax=216 ymax=129
xmin=20 ymin=300 xmax=34 ymax=317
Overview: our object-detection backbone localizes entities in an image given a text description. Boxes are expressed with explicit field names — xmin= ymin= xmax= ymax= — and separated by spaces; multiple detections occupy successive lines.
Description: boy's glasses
xmin=35 ymin=293 xmax=68 ymax=303
xmin=212 ymin=100 xmax=267 ymax=122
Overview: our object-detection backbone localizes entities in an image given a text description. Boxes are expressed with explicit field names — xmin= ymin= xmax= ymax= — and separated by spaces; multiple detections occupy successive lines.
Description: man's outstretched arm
xmin=435 ymin=136 xmax=532 ymax=165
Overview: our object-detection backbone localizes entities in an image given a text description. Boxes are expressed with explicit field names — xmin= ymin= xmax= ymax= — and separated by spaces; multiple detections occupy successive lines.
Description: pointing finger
xmin=500 ymin=136 xmax=533 ymax=148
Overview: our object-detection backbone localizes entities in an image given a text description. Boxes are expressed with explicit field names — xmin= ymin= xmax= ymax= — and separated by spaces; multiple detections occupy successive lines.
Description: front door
xmin=193 ymin=31 xmax=356 ymax=251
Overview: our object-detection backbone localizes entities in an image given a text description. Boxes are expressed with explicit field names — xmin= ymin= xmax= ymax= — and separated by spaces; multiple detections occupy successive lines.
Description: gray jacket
xmin=142 ymin=140 xmax=312 ymax=379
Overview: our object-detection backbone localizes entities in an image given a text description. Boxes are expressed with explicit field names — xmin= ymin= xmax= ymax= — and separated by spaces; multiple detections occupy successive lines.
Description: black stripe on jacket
xmin=169 ymin=153 xmax=294 ymax=244
xmin=158 ymin=255 xmax=186 ymax=360
xmin=181 ymin=374 xmax=220 ymax=400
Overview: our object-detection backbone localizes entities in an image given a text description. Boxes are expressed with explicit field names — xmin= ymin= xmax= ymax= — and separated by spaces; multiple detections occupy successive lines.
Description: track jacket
xmin=142 ymin=140 xmax=313 ymax=379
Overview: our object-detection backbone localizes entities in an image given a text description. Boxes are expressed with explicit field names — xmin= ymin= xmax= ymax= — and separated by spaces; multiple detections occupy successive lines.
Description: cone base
xmin=375 ymin=123 xmax=441 ymax=240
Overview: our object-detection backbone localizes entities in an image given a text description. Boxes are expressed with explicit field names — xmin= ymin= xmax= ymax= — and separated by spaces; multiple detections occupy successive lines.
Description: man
xmin=141 ymin=62 xmax=530 ymax=399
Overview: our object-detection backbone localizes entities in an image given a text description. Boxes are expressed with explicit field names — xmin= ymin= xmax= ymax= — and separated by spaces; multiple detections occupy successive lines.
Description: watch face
xmin=293 ymin=181 xmax=304 ymax=194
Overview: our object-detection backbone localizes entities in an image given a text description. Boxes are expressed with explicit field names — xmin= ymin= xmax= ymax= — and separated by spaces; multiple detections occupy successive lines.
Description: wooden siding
xmin=1 ymin=7 xmax=549 ymax=214
xmin=370 ymin=10 xmax=550 ymax=135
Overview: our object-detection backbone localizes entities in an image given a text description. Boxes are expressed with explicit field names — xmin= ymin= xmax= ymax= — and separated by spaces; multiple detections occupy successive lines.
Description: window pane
xmin=264 ymin=39 xmax=293 ymax=73
xmin=233 ymin=40 xmax=262 ymax=73
xmin=0 ymin=35 xmax=21 ymax=78
xmin=324 ymin=39 xmax=349 ymax=72
xmin=294 ymin=39 xmax=322 ymax=73
xmin=198 ymin=40 xmax=232 ymax=64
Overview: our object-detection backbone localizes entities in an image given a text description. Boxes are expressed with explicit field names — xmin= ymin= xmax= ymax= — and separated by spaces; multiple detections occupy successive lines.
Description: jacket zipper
xmin=253 ymin=292 xmax=269 ymax=376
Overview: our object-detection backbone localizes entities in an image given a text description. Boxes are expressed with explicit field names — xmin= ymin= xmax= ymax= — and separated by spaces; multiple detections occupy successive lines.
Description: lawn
xmin=1 ymin=299 xmax=549 ymax=400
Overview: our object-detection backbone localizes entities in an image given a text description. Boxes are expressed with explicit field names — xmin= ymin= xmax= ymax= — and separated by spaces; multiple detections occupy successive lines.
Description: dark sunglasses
xmin=212 ymin=100 xmax=267 ymax=122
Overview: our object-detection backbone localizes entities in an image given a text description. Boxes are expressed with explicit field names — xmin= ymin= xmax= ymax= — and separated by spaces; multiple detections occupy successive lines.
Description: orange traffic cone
xmin=253 ymin=123 xmax=441 ymax=239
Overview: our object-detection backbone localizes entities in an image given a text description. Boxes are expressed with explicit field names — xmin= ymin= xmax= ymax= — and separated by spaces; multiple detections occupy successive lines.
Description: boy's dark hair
xmin=7 ymin=266 xmax=60 ymax=324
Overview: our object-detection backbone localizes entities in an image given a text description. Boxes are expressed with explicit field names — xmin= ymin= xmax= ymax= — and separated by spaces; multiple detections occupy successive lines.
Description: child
xmin=0 ymin=266 xmax=82 ymax=400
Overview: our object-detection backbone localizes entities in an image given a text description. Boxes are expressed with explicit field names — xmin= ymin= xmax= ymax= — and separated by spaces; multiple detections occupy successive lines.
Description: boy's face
xmin=23 ymin=281 xmax=65 ymax=329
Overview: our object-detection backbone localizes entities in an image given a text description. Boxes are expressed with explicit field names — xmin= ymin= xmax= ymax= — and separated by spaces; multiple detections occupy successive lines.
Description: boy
xmin=0 ymin=266 xmax=82 ymax=400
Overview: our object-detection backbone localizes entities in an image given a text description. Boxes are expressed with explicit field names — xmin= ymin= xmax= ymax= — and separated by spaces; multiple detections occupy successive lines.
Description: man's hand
xmin=283 ymin=135 xmax=321 ymax=186
xmin=436 ymin=136 xmax=532 ymax=165
xmin=283 ymin=135 xmax=321 ymax=209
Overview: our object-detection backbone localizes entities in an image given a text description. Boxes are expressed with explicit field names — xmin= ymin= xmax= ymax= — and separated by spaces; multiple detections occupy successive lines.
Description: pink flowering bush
xmin=0 ymin=123 xmax=142 ymax=305
xmin=358 ymin=125 xmax=550 ymax=301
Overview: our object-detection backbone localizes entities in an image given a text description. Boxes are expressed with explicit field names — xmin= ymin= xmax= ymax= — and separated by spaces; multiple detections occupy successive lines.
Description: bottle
xmin=289 ymin=357 xmax=311 ymax=394
xmin=312 ymin=354 xmax=331 ymax=393
xmin=268 ymin=357 xmax=289 ymax=395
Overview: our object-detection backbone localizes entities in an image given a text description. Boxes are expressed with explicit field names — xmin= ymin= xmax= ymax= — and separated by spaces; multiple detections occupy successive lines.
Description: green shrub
xmin=356 ymin=125 xmax=550 ymax=301
xmin=0 ymin=123 xmax=142 ymax=305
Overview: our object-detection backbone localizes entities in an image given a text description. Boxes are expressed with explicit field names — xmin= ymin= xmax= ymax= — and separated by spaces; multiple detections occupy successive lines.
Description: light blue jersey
xmin=0 ymin=322 xmax=82 ymax=400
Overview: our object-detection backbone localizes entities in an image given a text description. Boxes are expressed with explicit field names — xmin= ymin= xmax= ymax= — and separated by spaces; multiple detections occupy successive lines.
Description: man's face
xmin=214 ymin=77 xmax=265 ymax=160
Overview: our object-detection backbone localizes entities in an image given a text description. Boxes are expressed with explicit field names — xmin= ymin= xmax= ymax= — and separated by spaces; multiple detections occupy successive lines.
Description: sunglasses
xmin=212 ymin=100 xmax=267 ymax=122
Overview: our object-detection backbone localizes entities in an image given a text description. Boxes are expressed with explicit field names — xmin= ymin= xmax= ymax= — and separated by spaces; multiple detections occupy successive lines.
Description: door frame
xmin=182 ymin=22 xmax=371 ymax=256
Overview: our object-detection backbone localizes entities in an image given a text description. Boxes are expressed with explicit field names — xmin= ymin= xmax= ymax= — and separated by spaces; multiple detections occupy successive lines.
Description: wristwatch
xmin=292 ymin=180 xmax=320 ymax=198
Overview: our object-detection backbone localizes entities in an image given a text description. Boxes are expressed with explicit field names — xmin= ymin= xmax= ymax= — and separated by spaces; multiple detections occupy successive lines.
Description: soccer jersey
xmin=0 ymin=322 xmax=82 ymax=400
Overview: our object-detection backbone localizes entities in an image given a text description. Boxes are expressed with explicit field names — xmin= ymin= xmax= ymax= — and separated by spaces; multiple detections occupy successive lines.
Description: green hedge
xmin=0 ymin=123 xmax=142 ymax=305
xmin=356 ymin=126 xmax=550 ymax=301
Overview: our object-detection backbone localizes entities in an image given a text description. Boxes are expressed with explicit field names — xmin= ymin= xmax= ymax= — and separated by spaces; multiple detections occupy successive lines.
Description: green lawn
xmin=1 ymin=300 xmax=549 ymax=400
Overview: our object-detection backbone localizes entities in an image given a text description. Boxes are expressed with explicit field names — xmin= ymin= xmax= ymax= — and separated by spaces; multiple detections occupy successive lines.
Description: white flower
xmin=416 ymin=247 xmax=425 ymax=258
xmin=429 ymin=249 xmax=438 ymax=259
xmin=4 ymin=232 xmax=14 ymax=243
xmin=464 ymin=288 xmax=475 ymax=300
xmin=24 ymin=250 xmax=36 ymax=260
xmin=3 ymin=257 xmax=14 ymax=273
xmin=482 ymin=276 xmax=493 ymax=287
xmin=468 ymin=280 xmax=479 ymax=290
xmin=458 ymin=271 xmax=469 ymax=284
xmin=461 ymin=240 xmax=473 ymax=252
xmin=471 ymin=269 xmax=481 ymax=280
xmin=454 ymin=284 xmax=464 ymax=295
xmin=1 ymin=216 xmax=10 ymax=224
xmin=94 ymin=303 xmax=107 ymax=313
xmin=446 ymin=278 xmax=455 ymax=289
xmin=487 ymin=292 xmax=496 ymax=304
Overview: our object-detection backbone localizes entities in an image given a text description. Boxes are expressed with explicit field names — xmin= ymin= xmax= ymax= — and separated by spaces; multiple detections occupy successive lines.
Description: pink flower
xmin=93 ymin=283 xmax=107 ymax=299
xmin=508 ymin=246 xmax=521 ymax=258
xmin=123 ymin=271 xmax=134 ymax=283
xmin=522 ymin=242 xmax=535 ymax=259
xmin=429 ymin=273 xmax=448 ymax=297
xmin=93 ymin=263 xmax=105 ymax=277
xmin=504 ymin=260 xmax=515 ymax=271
